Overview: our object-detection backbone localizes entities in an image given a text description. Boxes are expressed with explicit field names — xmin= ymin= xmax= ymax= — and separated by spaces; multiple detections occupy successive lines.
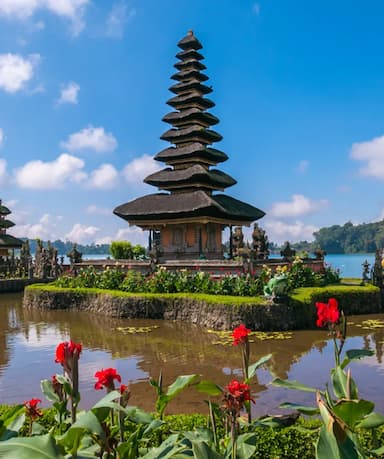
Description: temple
xmin=114 ymin=31 xmax=265 ymax=260
xmin=0 ymin=200 xmax=23 ymax=257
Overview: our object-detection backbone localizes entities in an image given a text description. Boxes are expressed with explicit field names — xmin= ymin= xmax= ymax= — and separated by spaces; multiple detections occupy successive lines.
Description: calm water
xmin=325 ymin=253 xmax=375 ymax=279
xmin=1 ymin=293 xmax=383 ymax=417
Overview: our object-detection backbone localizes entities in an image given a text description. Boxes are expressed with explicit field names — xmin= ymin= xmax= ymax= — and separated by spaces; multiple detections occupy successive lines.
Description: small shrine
xmin=114 ymin=31 xmax=265 ymax=261
xmin=0 ymin=199 xmax=23 ymax=257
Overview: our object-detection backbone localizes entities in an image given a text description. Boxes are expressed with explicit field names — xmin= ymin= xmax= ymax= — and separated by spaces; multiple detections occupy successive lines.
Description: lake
xmin=1 ymin=292 xmax=383 ymax=417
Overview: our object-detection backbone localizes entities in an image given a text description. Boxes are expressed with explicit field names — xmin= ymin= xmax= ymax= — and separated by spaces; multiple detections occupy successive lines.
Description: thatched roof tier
xmin=171 ymin=69 xmax=209 ymax=82
xmin=166 ymin=92 xmax=215 ymax=110
xmin=0 ymin=234 xmax=23 ymax=249
xmin=161 ymin=126 xmax=222 ymax=145
xmin=169 ymin=80 xmax=212 ymax=95
xmin=177 ymin=30 xmax=203 ymax=50
xmin=144 ymin=165 xmax=236 ymax=190
xmin=114 ymin=191 xmax=265 ymax=225
xmin=176 ymin=49 xmax=204 ymax=61
xmin=174 ymin=59 xmax=206 ymax=71
xmin=162 ymin=109 xmax=219 ymax=128
xmin=0 ymin=219 xmax=15 ymax=229
xmin=0 ymin=205 xmax=11 ymax=216
xmin=154 ymin=143 xmax=228 ymax=165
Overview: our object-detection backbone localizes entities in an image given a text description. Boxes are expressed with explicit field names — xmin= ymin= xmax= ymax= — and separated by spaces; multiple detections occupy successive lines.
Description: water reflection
xmin=0 ymin=293 xmax=383 ymax=416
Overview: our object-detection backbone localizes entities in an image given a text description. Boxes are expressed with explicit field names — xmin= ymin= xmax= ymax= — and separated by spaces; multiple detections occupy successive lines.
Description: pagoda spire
xmin=146 ymin=30 xmax=236 ymax=193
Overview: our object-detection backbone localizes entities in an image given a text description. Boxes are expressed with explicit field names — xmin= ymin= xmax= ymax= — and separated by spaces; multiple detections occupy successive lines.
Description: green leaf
xmin=1 ymin=414 xmax=25 ymax=441
xmin=357 ymin=411 xmax=384 ymax=429
xmin=196 ymin=380 xmax=222 ymax=396
xmin=340 ymin=349 xmax=374 ymax=369
xmin=333 ymin=400 xmax=374 ymax=428
xmin=331 ymin=367 xmax=358 ymax=400
xmin=271 ymin=378 xmax=317 ymax=392
xmin=191 ymin=440 xmax=223 ymax=459
xmin=166 ymin=375 xmax=199 ymax=398
xmin=279 ymin=402 xmax=319 ymax=415
xmin=140 ymin=433 xmax=185 ymax=459
xmin=316 ymin=425 xmax=342 ymax=459
xmin=40 ymin=379 xmax=60 ymax=404
xmin=60 ymin=411 xmax=105 ymax=453
xmin=0 ymin=434 xmax=65 ymax=459
xmin=236 ymin=433 xmax=258 ymax=459
xmin=247 ymin=354 xmax=272 ymax=379
xmin=125 ymin=406 xmax=155 ymax=424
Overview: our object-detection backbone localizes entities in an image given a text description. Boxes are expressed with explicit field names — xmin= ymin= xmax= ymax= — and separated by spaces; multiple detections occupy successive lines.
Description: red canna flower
xmin=55 ymin=340 xmax=82 ymax=364
xmin=94 ymin=368 xmax=122 ymax=391
xmin=315 ymin=298 xmax=340 ymax=328
xmin=226 ymin=380 xmax=253 ymax=402
xmin=232 ymin=324 xmax=251 ymax=346
xmin=24 ymin=398 xmax=43 ymax=420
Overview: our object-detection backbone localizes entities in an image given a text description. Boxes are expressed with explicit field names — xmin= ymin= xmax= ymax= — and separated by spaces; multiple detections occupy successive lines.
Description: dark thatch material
xmin=171 ymin=69 xmax=209 ymax=82
xmin=114 ymin=191 xmax=265 ymax=223
xmin=0 ymin=234 xmax=23 ymax=249
xmin=0 ymin=220 xmax=15 ymax=229
xmin=169 ymin=80 xmax=212 ymax=95
xmin=174 ymin=59 xmax=206 ymax=71
xmin=176 ymin=49 xmax=204 ymax=61
xmin=177 ymin=30 xmax=203 ymax=50
xmin=167 ymin=92 xmax=215 ymax=110
xmin=0 ymin=205 xmax=11 ymax=216
xmin=161 ymin=126 xmax=222 ymax=145
xmin=154 ymin=143 xmax=228 ymax=164
xmin=144 ymin=165 xmax=236 ymax=189
xmin=162 ymin=109 xmax=219 ymax=127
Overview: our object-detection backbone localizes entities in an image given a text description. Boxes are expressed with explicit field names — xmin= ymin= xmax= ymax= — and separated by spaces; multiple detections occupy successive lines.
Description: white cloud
xmin=0 ymin=53 xmax=40 ymax=93
xmin=263 ymin=219 xmax=318 ymax=244
xmin=296 ymin=160 xmax=309 ymax=174
xmin=96 ymin=226 xmax=146 ymax=246
xmin=106 ymin=1 xmax=136 ymax=39
xmin=0 ymin=158 xmax=8 ymax=186
xmin=11 ymin=213 xmax=62 ymax=240
xmin=15 ymin=153 xmax=87 ymax=189
xmin=269 ymin=194 xmax=328 ymax=218
xmin=61 ymin=126 xmax=117 ymax=153
xmin=88 ymin=163 xmax=119 ymax=189
xmin=350 ymin=135 xmax=384 ymax=179
xmin=57 ymin=81 xmax=80 ymax=105
xmin=122 ymin=154 xmax=161 ymax=185
xmin=0 ymin=0 xmax=89 ymax=36
xmin=65 ymin=223 xmax=100 ymax=244
xmin=85 ymin=205 xmax=111 ymax=216
xmin=0 ymin=128 xmax=3 ymax=147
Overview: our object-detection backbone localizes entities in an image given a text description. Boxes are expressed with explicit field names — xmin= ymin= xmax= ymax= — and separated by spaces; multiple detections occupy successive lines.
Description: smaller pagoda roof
xmin=171 ymin=68 xmax=209 ymax=82
xmin=0 ymin=205 xmax=11 ymax=216
xmin=162 ymin=108 xmax=219 ymax=127
xmin=0 ymin=220 xmax=15 ymax=229
xmin=154 ymin=143 xmax=228 ymax=164
xmin=167 ymin=92 xmax=215 ymax=110
xmin=0 ymin=234 xmax=23 ymax=249
xmin=169 ymin=80 xmax=212 ymax=95
xmin=174 ymin=59 xmax=206 ymax=71
xmin=161 ymin=126 xmax=222 ymax=144
xmin=144 ymin=165 xmax=236 ymax=190
xmin=176 ymin=49 xmax=204 ymax=61
xmin=177 ymin=31 xmax=203 ymax=50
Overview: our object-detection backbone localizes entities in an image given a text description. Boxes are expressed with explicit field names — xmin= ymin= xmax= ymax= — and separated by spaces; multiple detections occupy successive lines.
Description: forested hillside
xmin=293 ymin=221 xmax=384 ymax=254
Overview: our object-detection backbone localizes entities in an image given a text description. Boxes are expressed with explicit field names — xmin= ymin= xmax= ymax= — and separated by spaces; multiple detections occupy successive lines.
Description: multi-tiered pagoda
xmin=114 ymin=31 xmax=265 ymax=260
xmin=0 ymin=200 xmax=23 ymax=256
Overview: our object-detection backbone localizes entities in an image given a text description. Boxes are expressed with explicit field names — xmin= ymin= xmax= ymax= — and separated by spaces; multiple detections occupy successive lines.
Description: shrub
xmin=110 ymin=241 xmax=145 ymax=260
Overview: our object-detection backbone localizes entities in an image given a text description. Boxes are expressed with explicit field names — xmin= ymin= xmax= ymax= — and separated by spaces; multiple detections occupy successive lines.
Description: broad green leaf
xmin=166 ymin=375 xmax=199 ymax=398
xmin=372 ymin=445 xmax=384 ymax=455
xmin=316 ymin=425 xmax=342 ymax=459
xmin=279 ymin=402 xmax=319 ymax=415
xmin=236 ymin=433 xmax=258 ymax=459
xmin=272 ymin=378 xmax=317 ymax=392
xmin=140 ymin=433 xmax=185 ymax=459
xmin=340 ymin=349 xmax=374 ymax=369
xmin=41 ymin=379 xmax=60 ymax=403
xmin=331 ymin=367 xmax=358 ymax=400
xmin=357 ymin=411 xmax=384 ymax=429
xmin=0 ymin=405 xmax=25 ymax=441
xmin=333 ymin=400 xmax=374 ymax=428
xmin=125 ymin=406 xmax=154 ymax=424
xmin=60 ymin=410 xmax=104 ymax=453
xmin=191 ymin=440 xmax=223 ymax=459
xmin=1 ymin=414 xmax=25 ymax=441
xmin=247 ymin=354 xmax=272 ymax=379
xmin=0 ymin=434 xmax=64 ymax=459
xmin=183 ymin=427 xmax=214 ymax=445
xmin=196 ymin=380 xmax=222 ymax=396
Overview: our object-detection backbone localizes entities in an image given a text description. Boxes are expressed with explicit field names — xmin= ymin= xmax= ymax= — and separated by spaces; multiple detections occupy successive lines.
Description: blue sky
xmin=1 ymin=0 xmax=384 ymax=246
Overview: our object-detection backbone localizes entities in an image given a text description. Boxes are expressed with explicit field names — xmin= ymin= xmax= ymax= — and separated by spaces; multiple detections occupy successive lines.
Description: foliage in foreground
xmin=54 ymin=257 xmax=340 ymax=297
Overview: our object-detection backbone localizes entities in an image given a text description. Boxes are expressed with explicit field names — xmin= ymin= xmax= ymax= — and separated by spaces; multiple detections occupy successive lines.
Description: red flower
xmin=232 ymin=324 xmax=251 ymax=346
xmin=226 ymin=380 xmax=253 ymax=402
xmin=24 ymin=398 xmax=43 ymax=420
xmin=55 ymin=340 xmax=82 ymax=364
xmin=94 ymin=368 xmax=122 ymax=391
xmin=315 ymin=298 xmax=340 ymax=328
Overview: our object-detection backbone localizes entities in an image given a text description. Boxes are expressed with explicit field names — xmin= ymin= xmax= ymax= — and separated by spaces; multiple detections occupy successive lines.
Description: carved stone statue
xmin=372 ymin=250 xmax=383 ymax=287
xmin=231 ymin=226 xmax=244 ymax=257
xmin=67 ymin=244 xmax=83 ymax=266
xmin=251 ymin=223 xmax=269 ymax=260
xmin=280 ymin=241 xmax=296 ymax=260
